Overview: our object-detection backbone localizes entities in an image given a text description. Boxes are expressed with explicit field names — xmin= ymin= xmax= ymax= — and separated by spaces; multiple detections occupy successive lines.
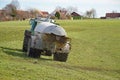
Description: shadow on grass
xmin=0 ymin=46 xmax=53 ymax=61
xmin=0 ymin=46 xmax=25 ymax=58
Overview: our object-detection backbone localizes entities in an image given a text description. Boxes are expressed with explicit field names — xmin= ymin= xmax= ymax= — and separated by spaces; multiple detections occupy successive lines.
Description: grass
xmin=0 ymin=19 xmax=120 ymax=80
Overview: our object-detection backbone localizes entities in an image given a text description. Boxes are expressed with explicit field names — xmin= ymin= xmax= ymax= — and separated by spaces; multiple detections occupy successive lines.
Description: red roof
xmin=41 ymin=11 xmax=49 ymax=15
xmin=71 ymin=12 xmax=80 ymax=16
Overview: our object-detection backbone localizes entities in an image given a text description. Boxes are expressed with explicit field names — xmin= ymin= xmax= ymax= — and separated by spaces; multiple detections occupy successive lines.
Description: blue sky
xmin=0 ymin=0 xmax=120 ymax=17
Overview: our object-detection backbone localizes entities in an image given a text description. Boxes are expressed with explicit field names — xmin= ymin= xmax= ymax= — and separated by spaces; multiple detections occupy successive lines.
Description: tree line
xmin=0 ymin=0 xmax=97 ymax=21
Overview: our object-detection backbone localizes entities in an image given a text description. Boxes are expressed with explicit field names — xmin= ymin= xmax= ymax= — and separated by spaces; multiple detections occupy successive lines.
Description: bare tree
xmin=2 ymin=0 xmax=20 ymax=20
xmin=112 ymin=11 xmax=117 ymax=13
xmin=91 ymin=8 xmax=96 ymax=18
xmin=3 ymin=4 xmax=17 ymax=19
xmin=55 ymin=6 xmax=62 ymax=11
xmin=85 ymin=8 xmax=96 ymax=18
xmin=85 ymin=11 xmax=91 ymax=18
xmin=67 ymin=6 xmax=78 ymax=15
xmin=28 ymin=8 xmax=41 ymax=18
xmin=10 ymin=0 xmax=20 ymax=10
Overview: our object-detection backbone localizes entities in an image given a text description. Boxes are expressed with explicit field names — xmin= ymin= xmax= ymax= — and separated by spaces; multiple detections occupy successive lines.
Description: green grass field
xmin=0 ymin=19 xmax=120 ymax=80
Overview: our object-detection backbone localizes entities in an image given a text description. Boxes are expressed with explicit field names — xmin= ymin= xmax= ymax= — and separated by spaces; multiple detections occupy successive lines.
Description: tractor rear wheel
xmin=22 ymin=30 xmax=31 ymax=52
xmin=28 ymin=48 xmax=41 ymax=58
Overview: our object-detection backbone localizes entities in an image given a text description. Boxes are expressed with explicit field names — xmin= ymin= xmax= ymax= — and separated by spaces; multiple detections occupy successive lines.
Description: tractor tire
xmin=53 ymin=53 xmax=68 ymax=62
xmin=28 ymin=48 xmax=41 ymax=58
xmin=22 ymin=30 xmax=31 ymax=52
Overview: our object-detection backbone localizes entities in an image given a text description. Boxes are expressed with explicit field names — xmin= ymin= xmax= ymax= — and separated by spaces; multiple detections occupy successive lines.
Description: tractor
xmin=22 ymin=17 xmax=71 ymax=62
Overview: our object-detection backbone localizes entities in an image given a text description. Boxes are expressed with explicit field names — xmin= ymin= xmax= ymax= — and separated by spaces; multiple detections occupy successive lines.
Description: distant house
xmin=71 ymin=12 xmax=80 ymax=16
xmin=71 ymin=12 xmax=81 ymax=19
xmin=53 ymin=9 xmax=68 ymax=19
xmin=41 ymin=11 xmax=49 ymax=17
xmin=106 ymin=13 xmax=120 ymax=19
xmin=59 ymin=10 xmax=67 ymax=19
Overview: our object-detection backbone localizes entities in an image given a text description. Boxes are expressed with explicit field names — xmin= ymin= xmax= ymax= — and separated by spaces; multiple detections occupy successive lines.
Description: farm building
xmin=71 ymin=12 xmax=81 ymax=19
xmin=71 ymin=12 xmax=80 ymax=16
xmin=106 ymin=13 xmax=120 ymax=19
xmin=40 ymin=11 xmax=49 ymax=17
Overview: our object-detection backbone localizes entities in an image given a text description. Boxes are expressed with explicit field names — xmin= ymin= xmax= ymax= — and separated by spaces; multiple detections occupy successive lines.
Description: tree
xmin=28 ymin=8 xmax=40 ymax=18
xmin=112 ymin=11 xmax=117 ymax=13
xmin=85 ymin=8 xmax=96 ymax=18
xmin=2 ymin=0 xmax=20 ymax=20
xmin=3 ymin=4 xmax=17 ymax=18
xmin=67 ymin=6 xmax=78 ymax=15
xmin=85 ymin=11 xmax=92 ymax=18
xmin=10 ymin=0 xmax=20 ymax=10
xmin=10 ymin=5 xmax=17 ymax=18
xmin=55 ymin=11 xmax=60 ymax=19
xmin=90 ymin=8 xmax=96 ymax=18
xmin=55 ymin=6 xmax=62 ymax=11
